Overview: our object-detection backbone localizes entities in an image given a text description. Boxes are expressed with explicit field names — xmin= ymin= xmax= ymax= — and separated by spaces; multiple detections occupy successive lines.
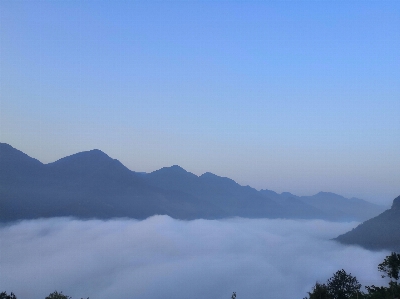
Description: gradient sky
xmin=1 ymin=1 xmax=399 ymax=205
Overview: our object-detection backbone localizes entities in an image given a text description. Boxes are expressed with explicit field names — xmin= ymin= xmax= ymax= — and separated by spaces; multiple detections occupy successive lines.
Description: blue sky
xmin=1 ymin=1 xmax=399 ymax=205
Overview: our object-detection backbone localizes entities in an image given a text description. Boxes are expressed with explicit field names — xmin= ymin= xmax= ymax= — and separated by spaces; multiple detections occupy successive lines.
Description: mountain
xmin=0 ymin=143 xmax=44 ymax=180
xmin=0 ymin=143 xmax=223 ymax=221
xmin=0 ymin=142 xmax=386 ymax=222
xmin=300 ymin=192 xmax=386 ymax=221
xmin=260 ymin=189 xmax=331 ymax=219
xmin=259 ymin=190 xmax=386 ymax=221
xmin=335 ymin=195 xmax=400 ymax=251
xmin=296 ymin=192 xmax=384 ymax=221
xmin=145 ymin=167 xmax=284 ymax=218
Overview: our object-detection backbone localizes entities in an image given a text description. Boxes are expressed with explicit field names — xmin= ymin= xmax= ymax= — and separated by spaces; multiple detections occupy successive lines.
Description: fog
xmin=0 ymin=216 xmax=390 ymax=299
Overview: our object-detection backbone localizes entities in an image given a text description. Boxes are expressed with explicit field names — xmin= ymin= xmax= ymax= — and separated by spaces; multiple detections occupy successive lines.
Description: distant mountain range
xmin=335 ymin=195 xmax=400 ymax=252
xmin=0 ymin=143 xmax=386 ymax=223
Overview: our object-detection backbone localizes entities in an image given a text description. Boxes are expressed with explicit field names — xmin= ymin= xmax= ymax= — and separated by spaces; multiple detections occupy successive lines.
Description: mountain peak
xmin=149 ymin=165 xmax=198 ymax=179
xmin=200 ymin=172 xmax=226 ymax=180
xmin=51 ymin=149 xmax=111 ymax=164
xmin=199 ymin=172 xmax=239 ymax=187
xmin=200 ymin=172 xmax=217 ymax=178
xmin=392 ymin=195 xmax=400 ymax=210
xmin=170 ymin=165 xmax=186 ymax=171
xmin=47 ymin=149 xmax=118 ymax=173
xmin=157 ymin=165 xmax=189 ymax=174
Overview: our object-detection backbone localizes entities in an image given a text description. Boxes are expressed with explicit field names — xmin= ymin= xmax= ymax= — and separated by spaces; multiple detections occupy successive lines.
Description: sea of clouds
xmin=0 ymin=216 xmax=391 ymax=299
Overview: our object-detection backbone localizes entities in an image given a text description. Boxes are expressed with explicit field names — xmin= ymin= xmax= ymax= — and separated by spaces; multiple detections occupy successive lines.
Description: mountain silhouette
xmin=279 ymin=191 xmax=384 ymax=221
xmin=0 ymin=143 xmax=223 ymax=221
xmin=335 ymin=195 xmax=400 ymax=251
xmin=0 ymin=143 xmax=385 ymax=222
xmin=145 ymin=167 xmax=284 ymax=218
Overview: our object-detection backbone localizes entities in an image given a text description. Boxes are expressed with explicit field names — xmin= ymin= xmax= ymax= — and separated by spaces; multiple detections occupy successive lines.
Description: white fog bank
xmin=0 ymin=217 xmax=390 ymax=299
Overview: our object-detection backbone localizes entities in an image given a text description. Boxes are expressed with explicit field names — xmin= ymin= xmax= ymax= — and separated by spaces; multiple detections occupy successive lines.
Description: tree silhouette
xmin=326 ymin=269 xmax=361 ymax=299
xmin=306 ymin=282 xmax=330 ymax=299
xmin=45 ymin=291 xmax=71 ymax=299
xmin=0 ymin=292 xmax=17 ymax=299
xmin=378 ymin=252 xmax=400 ymax=281
xmin=304 ymin=269 xmax=361 ymax=299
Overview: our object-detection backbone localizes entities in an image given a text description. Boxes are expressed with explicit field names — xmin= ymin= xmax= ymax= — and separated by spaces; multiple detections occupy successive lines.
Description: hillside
xmin=259 ymin=190 xmax=385 ymax=221
xmin=335 ymin=195 xmax=400 ymax=251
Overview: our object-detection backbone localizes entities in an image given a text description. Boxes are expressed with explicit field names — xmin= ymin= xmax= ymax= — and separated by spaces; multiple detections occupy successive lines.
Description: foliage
xmin=326 ymin=269 xmax=361 ymax=299
xmin=304 ymin=252 xmax=400 ymax=299
xmin=304 ymin=270 xmax=361 ymax=299
xmin=231 ymin=291 xmax=236 ymax=299
xmin=0 ymin=292 xmax=17 ymax=299
xmin=0 ymin=291 xmax=88 ymax=299
xmin=364 ymin=282 xmax=400 ymax=299
xmin=45 ymin=291 xmax=71 ymax=299
xmin=306 ymin=282 xmax=331 ymax=299
xmin=378 ymin=252 xmax=400 ymax=281
xmin=365 ymin=284 xmax=391 ymax=298
xmin=44 ymin=291 xmax=88 ymax=299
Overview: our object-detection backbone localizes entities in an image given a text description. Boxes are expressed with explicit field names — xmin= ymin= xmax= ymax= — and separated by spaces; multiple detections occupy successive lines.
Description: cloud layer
xmin=0 ymin=217 xmax=390 ymax=299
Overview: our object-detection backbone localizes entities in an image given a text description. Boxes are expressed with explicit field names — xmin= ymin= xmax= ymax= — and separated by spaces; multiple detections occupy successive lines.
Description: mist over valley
xmin=0 ymin=217 xmax=391 ymax=299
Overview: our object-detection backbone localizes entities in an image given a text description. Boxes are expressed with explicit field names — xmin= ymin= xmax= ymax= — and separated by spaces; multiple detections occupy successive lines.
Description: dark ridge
xmin=392 ymin=195 xmax=400 ymax=210
xmin=0 ymin=143 xmax=387 ymax=223
xmin=335 ymin=195 xmax=400 ymax=251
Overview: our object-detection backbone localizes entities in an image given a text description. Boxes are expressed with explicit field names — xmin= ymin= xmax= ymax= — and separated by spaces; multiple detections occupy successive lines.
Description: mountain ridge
xmin=335 ymin=195 xmax=400 ymax=251
xmin=0 ymin=142 xmax=386 ymax=222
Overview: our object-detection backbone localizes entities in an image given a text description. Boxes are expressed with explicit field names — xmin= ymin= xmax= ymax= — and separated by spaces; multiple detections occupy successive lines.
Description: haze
xmin=0 ymin=217 xmax=390 ymax=299
xmin=1 ymin=1 xmax=399 ymax=206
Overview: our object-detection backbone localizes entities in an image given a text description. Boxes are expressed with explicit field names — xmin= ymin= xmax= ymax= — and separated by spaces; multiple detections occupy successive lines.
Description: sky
xmin=1 ymin=1 xmax=399 ymax=205
xmin=0 ymin=216 xmax=392 ymax=299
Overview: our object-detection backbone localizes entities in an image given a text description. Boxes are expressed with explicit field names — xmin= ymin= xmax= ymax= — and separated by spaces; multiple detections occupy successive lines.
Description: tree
xmin=45 ymin=291 xmax=71 ymax=299
xmin=0 ymin=292 xmax=17 ymax=299
xmin=304 ymin=271 xmax=361 ymax=299
xmin=326 ymin=269 xmax=361 ymax=299
xmin=306 ymin=282 xmax=331 ymax=299
xmin=304 ymin=253 xmax=400 ymax=299
xmin=377 ymin=252 xmax=400 ymax=299
xmin=378 ymin=252 xmax=400 ymax=281
xmin=231 ymin=291 xmax=236 ymax=299
xmin=365 ymin=284 xmax=391 ymax=299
